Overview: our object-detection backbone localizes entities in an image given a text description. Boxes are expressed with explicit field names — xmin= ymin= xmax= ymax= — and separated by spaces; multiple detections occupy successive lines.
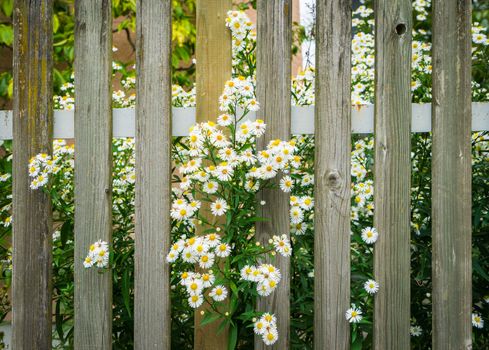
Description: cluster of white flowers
xmin=271 ymin=235 xmax=292 ymax=257
xmin=253 ymin=313 xmax=279 ymax=345
xmin=54 ymin=78 xmax=75 ymax=110
xmin=219 ymin=76 xmax=259 ymax=112
xmin=169 ymin=120 xmax=299 ymax=229
xmin=83 ymin=240 xmax=109 ymax=269
xmin=240 ymin=264 xmax=282 ymax=297
xmin=28 ymin=154 xmax=54 ymax=190
xmin=166 ymin=234 xmax=231 ymax=266
xmin=289 ymin=195 xmax=313 ymax=234
xmin=226 ymin=10 xmax=256 ymax=57
xmin=177 ymin=269 xmax=226 ymax=308
xmin=351 ymin=138 xmax=374 ymax=222
xmin=473 ymin=25 xmax=489 ymax=45
xmin=28 ymin=140 xmax=74 ymax=190
xmin=413 ymin=0 xmax=430 ymax=21
xmin=172 ymin=84 xmax=196 ymax=107
xmin=291 ymin=66 xmax=315 ymax=106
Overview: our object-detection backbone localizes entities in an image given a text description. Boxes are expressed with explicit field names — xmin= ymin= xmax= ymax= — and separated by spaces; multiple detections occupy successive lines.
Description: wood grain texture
xmin=195 ymin=0 xmax=232 ymax=122
xmin=314 ymin=0 xmax=351 ymax=349
xmin=12 ymin=1 xmax=53 ymax=348
xmin=432 ymin=1 xmax=472 ymax=349
xmin=74 ymin=1 xmax=113 ymax=349
xmin=134 ymin=0 xmax=172 ymax=349
xmin=255 ymin=1 xmax=292 ymax=349
xmin=194 ymin=1 xmax=232 ymax=349
xmin=373 ymin=0 xmax=412 ymax=349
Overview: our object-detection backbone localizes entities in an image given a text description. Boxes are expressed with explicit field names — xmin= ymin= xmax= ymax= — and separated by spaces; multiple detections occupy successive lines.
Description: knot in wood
xmin=326 ymin=170 xmax=341 ymax=189
xmin=395 ymin=23 xmax=407 ymax=36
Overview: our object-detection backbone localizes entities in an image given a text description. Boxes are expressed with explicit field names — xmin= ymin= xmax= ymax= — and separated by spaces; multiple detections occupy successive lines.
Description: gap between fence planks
xmin=194 ymin=1 xmax=232 ymax=349
xmin=73 ymin=1 xmax=113 ymax=349
xmin=12 ymin=1 xmax=53 ymax=348
xmin=134 ymin=0 xmax=172 ymax=349
xmin=255 ymin=1 xmax=292 ymax=349
xmin=314 ymin=0 xmax=351 ymax=349
xmin=432 ymin=0 xmax=472 ymax=349
xmin=373 ymin=0 xmax=412 ymax=349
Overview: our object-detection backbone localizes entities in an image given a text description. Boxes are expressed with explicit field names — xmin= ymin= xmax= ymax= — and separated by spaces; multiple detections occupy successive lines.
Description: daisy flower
xmin=472 ymin=313 xmax=484 ymax=329
xmin=210 ymin=285 xmax=228 ymax=302
xmin=279 ymin=175 xmax=293 ymax=192
xmin=210 ymin=198 xmax=228 ymax=216
xmin=290 ymin=207 xmax=304 ymax=224
xmin=198 ymin=253 xmax=215 ymax=269
xmin=217 ymin=113 xmax=233 ymax=126
xmin=188 ymin=294 xmax=204 ymax=308
xmin=410 ymin=325 xmax=422 ymax=336
xmin=215 ymin=243 xmax=232 ymax=257
xmin=203 ymin=181 xmax=219 ymax=194
xmin=186 ymin=279 xmax=204 ymax=295
xmin=361 ymin=227 xmax=379 ymax=244
xmin=345 ymin=306 xmax=363 ymax=323
xmin=201 ymin=272 xmax=215 ymax=288
xmin=262 ymin=328 xmax=279 ymax=345
xmin=364 ymin=279 xmax=379 ymax=294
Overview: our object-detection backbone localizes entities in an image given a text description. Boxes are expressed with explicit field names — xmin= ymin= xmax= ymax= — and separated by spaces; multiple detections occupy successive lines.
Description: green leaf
xmin=122 ymin=269 xmax=132 ymax=317
xmin=351 ymin=337 xmax=363 ymax=350
xmin=0 ymin=24 xmax=13 ymax=46
xmin=53 ymin=14 xmax=60 ymax=33
xmin=60 ymin=220 xmax=72 ymax=249
xmin=7 ymin=77 xmax=13 ymax=98
xmin=227 ymin=323 xmax=238 ymax=350
xmin=54 ymin=299 xmax=64 ymax=341
xmin=473 ymin=259 xmax=489 ymax=282
xmin=1 ymin=0 xmax=13 ymax=17
xmin=200 ymin=312 xmax=220 ymax=327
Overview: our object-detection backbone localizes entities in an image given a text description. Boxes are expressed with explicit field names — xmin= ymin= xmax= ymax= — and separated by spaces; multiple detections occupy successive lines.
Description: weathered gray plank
xmin=373 ymin=0 xmax=412 ymax=349
xmin=194 ymin=1 xmax=232 ymax=349
xmin=314 ymin=0 xmax=351 ymax=349
xmin=74 ymin=1 xmax=113 ymax=349
xmin=12 ymin=1 xmax=53 ymax=348
xmin=255 ymin=1 xmax=292 ymax=349
xmin=134 ymin=0 xmax=172 ymax=349
xmin=432 ymin=1 xmax=472 ymax=349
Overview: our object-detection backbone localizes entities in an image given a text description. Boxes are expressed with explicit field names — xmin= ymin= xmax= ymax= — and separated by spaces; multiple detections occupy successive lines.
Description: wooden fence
xmin=1 ymin=0 xmax=482 ymax=349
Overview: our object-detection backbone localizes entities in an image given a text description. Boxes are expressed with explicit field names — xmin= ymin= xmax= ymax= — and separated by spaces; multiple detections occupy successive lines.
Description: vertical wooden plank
xmin=12 ymin=1 xmax=53 ymax=348
xmin=194 ymin=1 xmax=232 ymax=349
xmin=74 ymin=1 xmax=113 ymax=349
xmin=432 ymin=1 xmax=472 ymax=349
xmin=373 ymin=0 xmax=412 ymax=349
xmin=255 ymin=1 xmax=291 ymax=349
xmin=134 ymin=0 xmax=172 ymax=349
xmin=314 ymin=0 xmax=351 ymax=349
xmin=195 ymin=0 xmax=232 ymax=121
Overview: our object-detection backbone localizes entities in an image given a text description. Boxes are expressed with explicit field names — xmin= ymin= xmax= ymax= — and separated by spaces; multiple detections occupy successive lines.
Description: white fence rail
xmin=1 ymin=102 xmax=489 ymax=140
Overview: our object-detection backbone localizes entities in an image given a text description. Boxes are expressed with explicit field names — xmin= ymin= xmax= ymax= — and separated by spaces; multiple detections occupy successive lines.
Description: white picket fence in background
xmin=1 ymin=103 xmax=489 ymax=140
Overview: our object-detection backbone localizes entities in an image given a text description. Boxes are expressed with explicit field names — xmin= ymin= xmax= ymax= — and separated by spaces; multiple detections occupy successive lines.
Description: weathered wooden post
xmin=314 ymin=0 xmax=351 ymax=349
xmin=194 ymin=1 xmax=232 ymax=349
xmin=134 ymin=1 xmax=173 ymax=349
xmin=12 ymin=1 xmax=53 ymax=348
xmin=74 ymin=1 xmax=113 ymax=348
xmin=373 ymin=0 xmax=412 ymax=349
xmin=432 ymin=0 xmax=472 ymax=349
xmin=255 ymin=1 xmax=292 ymax=349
